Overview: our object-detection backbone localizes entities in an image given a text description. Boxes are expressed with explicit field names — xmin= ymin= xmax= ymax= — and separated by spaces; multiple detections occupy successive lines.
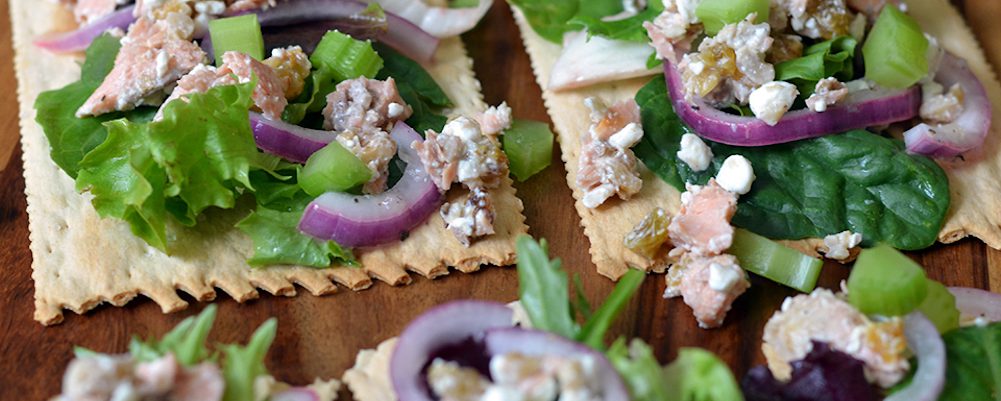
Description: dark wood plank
xmin=0 ymin=0 xmax=996 ymax=399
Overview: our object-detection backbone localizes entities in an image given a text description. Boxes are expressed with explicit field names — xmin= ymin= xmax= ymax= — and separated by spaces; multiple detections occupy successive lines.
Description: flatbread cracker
xmin=511 ymin=0 xmax=1001 ymax=280
xmin=11 ymin=1 xmax=528 ymax=325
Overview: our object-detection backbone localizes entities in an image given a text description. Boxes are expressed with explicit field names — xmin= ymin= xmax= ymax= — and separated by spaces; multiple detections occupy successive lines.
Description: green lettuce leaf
xmin=664 ymin=348 xmax=744 ymax=401
xmin=35 ymin=33 xmax=155 ymax=178
xmin=237 ymin=169 xmax=356 ymax=268
xmin=634 ymin=75 xmax=950 ymax=250
xmin=516 ymin=235 xmax=579 ymax=339
xmin=568 ymin=1 xmax=664 ymax=43
xmin=939 ymin=322 xmax=1001 ymax=401
xmin=376 ymin=46 xmax=451 ymax=133
xmin=775 ymin=36 xmax=857 ymax=98
xmin=607 ymin=338 xmax=672 ymax=401
xmin=222 ymin=318 xmax=277 ymax=401
xmin=577 ymin=269 xmax=644 ymax=349
xmin=129 ymin=305 xmax=218 ymax=366
xmin=508 ymin=0 xmax=582 ymax=43
xmin=76 ymin=82 xmax=269 ymax=251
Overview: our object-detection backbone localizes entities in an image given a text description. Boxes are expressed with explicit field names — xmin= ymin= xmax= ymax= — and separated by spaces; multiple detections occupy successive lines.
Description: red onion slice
xmin=904 ymin=52 xmax=993 ymax=157
xmin=483 ymin=328 xmax=631 ymax=401
xmin=662 ymin=62 xmax=922 ymax=146
xmin=246 ymin=0 xmax=439 ymax=63
xmin=297 ymin=122 xmax=443 ymax=248
xmin=366 ymin=0 xmax=492 ymax=38
xmin=390 ymin=301 xmax=515 ymax=401
xmin=549 ymin=31 xmax=658 ymax=91
xmin=249 ymin=112 xmax=338 ymax=163
xmin=884 ymin=313 xmax=945 ymax=401
xmin=948 ymin=286 xmax=1001 ymax=323
xmin=34 ymin=5 xmax=136 ymax=53
xmin=270 ymin=388 xmax=320 ymax=401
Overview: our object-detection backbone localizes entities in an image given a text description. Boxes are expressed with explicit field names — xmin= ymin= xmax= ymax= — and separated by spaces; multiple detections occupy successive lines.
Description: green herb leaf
xmin=35 ymin=33 xmax=155 ymax=178
xmin=606 ymin=338 xmax=671 ymax=401
xmin=222 ymin=318 xmax=277 ymax=401
xmin=508 ymin=0 xmax=584 ymax=43
xmin=577 ymin=269 xmax=644 ymax=349
xmin=376 ymin=46 xmax=451 ymax=133
xmin=129 ymin=305 xmax=218 ymax=366
xmin=939 ymin=322 xmax=1001 ymax=401
xmin=634 ymin=75 xmax=950 ymax=250
xmin=515 ymin=235 xmax=579 ymax=339
xmin=775 ymin=36 xmax=857 ymax=98
xmin=568 ymin=1 xmax=663 ymax=43
xmin=664 ymin=348 xmax=744 ymax=401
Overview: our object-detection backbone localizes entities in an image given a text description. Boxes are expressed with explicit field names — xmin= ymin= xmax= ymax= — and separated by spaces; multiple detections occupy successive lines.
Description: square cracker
xmin=511 ymin=0 xmax=1001 ymax=281
xmin=10 ymin=1 xmax=528 ymax=325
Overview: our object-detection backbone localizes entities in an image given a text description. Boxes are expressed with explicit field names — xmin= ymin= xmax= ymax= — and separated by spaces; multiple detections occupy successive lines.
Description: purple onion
xmin=663 ymin=61 xmax=922 ymax=146
xmin=948 ymin=286 xmax=1001 ymax=323
xmin=249 ymin=112 xmax=338 ymax=163
xmin=297 ymin=122 xmax=443 ymax=248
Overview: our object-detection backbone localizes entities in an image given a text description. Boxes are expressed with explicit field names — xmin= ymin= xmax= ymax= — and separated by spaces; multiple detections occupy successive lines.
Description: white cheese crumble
xmin=823 ymin=231 xmax=862 ymax=260
xmin=387 ymin=102 xmax=405 ymax=119
xmin=715 ymin=155 xmax=755 ymax=195
xmin=608 ymin=122 xmax=644 ymax=150
xmin=708 ymin=262 xmax=742 ymax=292
xmin=155 ymin=50 xmax=170 ymax=80
xmin=676 ymin=133 xmax=713 ymax=171
xmin=749 ymin=81 xmax=798 ymax=125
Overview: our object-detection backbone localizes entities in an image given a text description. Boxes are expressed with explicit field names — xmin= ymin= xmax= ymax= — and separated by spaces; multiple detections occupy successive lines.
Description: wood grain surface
xmin=0 ymin=1 xmax=998 ymax=399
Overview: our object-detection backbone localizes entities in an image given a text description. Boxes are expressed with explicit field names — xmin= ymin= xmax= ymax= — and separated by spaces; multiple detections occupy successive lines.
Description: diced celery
xmin=310 ymin=30 xmax=384 ymax=82
xmin=918 ymin=279 xmax=960 ymax=333
xmin=298 ymin=141 xmax=372 ymax=196
xmin=729 ymin=228 xmax=822 ymax=293
xmin=847 ymin=244 xmax=928 ymax=316
xmin=208 ymin=14 xmax=265 ymax=63
xmin=695 ymin=0 xmax=770 ymax=35
xmin=862 ymin=5 xmax=929 ymax=89
xmin=502 ymin=119 xmax=553 ymax=181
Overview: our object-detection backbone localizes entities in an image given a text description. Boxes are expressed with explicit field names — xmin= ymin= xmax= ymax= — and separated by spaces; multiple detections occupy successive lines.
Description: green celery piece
xmin=729 ymin=228 xmax=822 ymax=293
xmin=310 ymin=30 xmax=383 ymax=82
xmin=696 ymin=0 xmax=769 ymax=35
xmin=577 ymin=269 xmax=645 ymax=350
xmin=938 ymin=323 xmax=1001 ymax=401
xmin=298 ymin=140 xmax=372 ymax=196
xmin=606 ymin=338 xmax=672 ymax=401
xmin=663 ymin=348 xmax=745 ymax=401
xmin=633 ymin=75 xmax=950 ymax=251
xmin=847 ymin=244 xmax=928 ymax=316
xmin=862 ymin=5 xmax=928 ymax=89
xmin=516 ymin=235 xmax=579 ymax=340
xmin=208 ymin=14 xmax=265 ymax=62
xmin=222 ymin=319 xmax=277 ymax=401
xmin=917 ymin=279 xmax=960 ymax=333
xmin=503 ymin=119 xmax=554 ymax=181
xmin=129 ymin=305 xmax=218 ymax=365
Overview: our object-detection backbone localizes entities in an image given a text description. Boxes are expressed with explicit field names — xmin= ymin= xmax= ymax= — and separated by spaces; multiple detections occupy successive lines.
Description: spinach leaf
xmin=775 ymin=36 xmax=857 ymax=98
xmin=568 ymin=1 xmax=664 ymax=43
xmin=939 ymin=322 xmax=1001 ymax=401
xmin=376 ymin=46 xmax=451 ymax=133
xmin=634 ymin=75 xmax=950 ymax=250
xmin=509 ymin=0 xmax=629 ymax=43
xmin=35 ymin=33 xmax=155 ymax=178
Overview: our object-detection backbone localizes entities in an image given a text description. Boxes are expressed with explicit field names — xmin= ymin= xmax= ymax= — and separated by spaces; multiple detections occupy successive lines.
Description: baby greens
xmin=775 ymin=36 xmax=857 ymax=98
xmin=634 ymin=75 xmax=950 ymax=250
xmin=510 ymin=0 xmax=661 ymax=43
xmin=939 ymin=322 xmax=1001 ymax=400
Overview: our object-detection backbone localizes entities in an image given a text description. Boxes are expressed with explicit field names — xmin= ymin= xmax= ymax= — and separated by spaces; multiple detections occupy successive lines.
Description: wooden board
xmin=0 ymin=0 xmax=998 ymax=398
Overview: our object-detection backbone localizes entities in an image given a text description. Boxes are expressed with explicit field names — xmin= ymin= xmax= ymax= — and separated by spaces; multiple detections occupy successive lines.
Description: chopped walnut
xmin=775 ymin=0 xmax=854 ymax=39
xmin=263 ymin=46 xmax=312 ymax=100
xmin=920 ymin=82 xmax=965 ymax=124
xmin=335 ymin=130 xmax=397 ymax=194
xmin=806 ymin=77 xmax=849 ymax=113
xmin=577 ymin=98 xmax=644 ymax=209
xmin=767 ymin=34 xmax=804 ymax=64
xmin=440 ymin=188 xmax=495 ymax=247
xmin=679 ymin=15 xmax=774 ymax=106
xmin=323 ymin=77 xmax=413 ymax=134
xmin=426 ymin=359 xmax=490 ymax=401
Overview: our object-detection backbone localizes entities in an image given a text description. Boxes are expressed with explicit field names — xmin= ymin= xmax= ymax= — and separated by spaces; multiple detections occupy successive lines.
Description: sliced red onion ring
xmin=34 ymin=5 xmax=135 ymax=53
xmin=884 ymin=313 xmax=945 ymax=401
xmin=365 ymin=0 xmax=492 ymax=38
xmin=663 ymin=62 xmax=922 ymax=146
xmin=249 ymin=112 xmax=338 ymax=163
xmin=904 ymin=52 xmax=993 ymax=157
xmin=390 ymin=301 xmax=515 ymax=401
xmin=483 ymin=328 xmax=631 ymax=401
xmin=270 ymin=388 xmax=320 ymax=401
xmin=948 ymin=286 xmax=1001 ymax=323
xmin=549 ymin=31 xmax=658 ymax=91
xmin=245 ymin=0 xmax=439 ymax=63
xmin=297 ymin=122 xmax=443 ymax=247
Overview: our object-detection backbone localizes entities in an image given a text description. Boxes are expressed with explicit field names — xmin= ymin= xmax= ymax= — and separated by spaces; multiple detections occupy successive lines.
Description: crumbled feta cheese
xmin=674 ymin=0 xmax=703 ymax=24
xmin=845 ymin=79 xmax=873 ymax=93
xmin=387 ymin=102 xmax=405 ymax=119
xmin=749 ymin=81 xmax=798 ymax=125
xmin=920 ymin=83 xmax=965 ymax=124
xmin=676 ymin=133 xmax=713 ymax=171
xmin=715 ymin=155 xmax=755 ymax=195
xmin=708 ymin=262 xmax=742 ymax=292
xmin=608 ymin=123 xmax=644 ymax=150
xmin=849 ymin=13 xmax=866 ymax=41
xmin=155 ymin=50 xmax=170 ymax=80
xmin=822 ymin=230 xmax=862 ymax=260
